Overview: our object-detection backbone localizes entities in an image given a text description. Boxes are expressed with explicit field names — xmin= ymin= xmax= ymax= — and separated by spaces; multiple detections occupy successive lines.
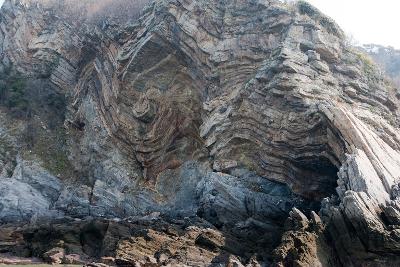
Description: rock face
xmin=0 ymin=0 xmax=400 ymax=266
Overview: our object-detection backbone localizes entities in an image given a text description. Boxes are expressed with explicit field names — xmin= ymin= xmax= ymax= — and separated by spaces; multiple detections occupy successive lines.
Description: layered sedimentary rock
xmin=0 ymin=0 xmax=400 ymax=266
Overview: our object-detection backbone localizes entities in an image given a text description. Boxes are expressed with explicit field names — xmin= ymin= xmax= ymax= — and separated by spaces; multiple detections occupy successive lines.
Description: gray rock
xmin=0 ymin=179 xmax=57 ymax=222
xmin=0 ymin=0 xmax=399 ymax=265
xmin=12 ymin=158 xmax=62 ymax=203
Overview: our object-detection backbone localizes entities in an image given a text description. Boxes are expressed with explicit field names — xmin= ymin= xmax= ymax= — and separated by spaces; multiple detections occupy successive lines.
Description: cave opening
xmin=291 ymin=155 xmax=340 ymax=201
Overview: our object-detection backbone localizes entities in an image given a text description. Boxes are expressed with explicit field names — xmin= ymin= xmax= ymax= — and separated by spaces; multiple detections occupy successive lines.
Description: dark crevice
xmin=292 ymin=155 xmax=339 ymax=200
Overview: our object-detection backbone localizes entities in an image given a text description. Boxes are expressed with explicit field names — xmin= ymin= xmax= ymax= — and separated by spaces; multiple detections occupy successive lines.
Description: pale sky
xmin=305 ymin=0 xmax=400 ymax=49
xmin=0 ymin=0 xmax=398 ymax=49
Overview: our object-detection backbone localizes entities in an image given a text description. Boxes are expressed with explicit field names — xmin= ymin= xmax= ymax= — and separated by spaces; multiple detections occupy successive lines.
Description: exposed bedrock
xmin=0 ymin=0 xmax=400 ymax=266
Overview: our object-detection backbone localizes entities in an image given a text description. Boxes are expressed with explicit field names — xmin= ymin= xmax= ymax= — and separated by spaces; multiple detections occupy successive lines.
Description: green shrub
xmin=39 ymin=55 xmax=60 ymax=78
xmin=353 ymin=50 xmax=376 ymax=75
xmin=47 ymin=92 xmax=66 ymax=110
xmin=0 ymin=72 xmax=28 ymax=113
xmin=297 ymin=1 xmax=343 ymax=37
xmin=298 ymin=0 xmax=318 ymax=17
xmin=6 ymin=76 xmax=28 ymax=109
xmin=319 ymin=16 xmax=341 ymax=36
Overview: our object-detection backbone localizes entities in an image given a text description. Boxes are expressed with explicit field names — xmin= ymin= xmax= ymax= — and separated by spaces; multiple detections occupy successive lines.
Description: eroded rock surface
xmin=0 ymin=0 xmax=399 ymax=266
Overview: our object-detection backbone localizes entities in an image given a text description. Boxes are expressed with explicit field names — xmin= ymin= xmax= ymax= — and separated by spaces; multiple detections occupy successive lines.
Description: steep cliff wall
xmin=0 ymin=0 xmax=400 ymax=266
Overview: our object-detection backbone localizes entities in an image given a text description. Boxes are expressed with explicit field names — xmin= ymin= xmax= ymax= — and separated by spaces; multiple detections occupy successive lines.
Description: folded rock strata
xmin=0 ymin=0 xmax=399 ymax=266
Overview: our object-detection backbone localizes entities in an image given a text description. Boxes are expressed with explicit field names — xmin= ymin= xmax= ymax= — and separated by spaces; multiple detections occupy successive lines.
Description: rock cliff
xmin=0 ymin=0 xmax=400 ymax=266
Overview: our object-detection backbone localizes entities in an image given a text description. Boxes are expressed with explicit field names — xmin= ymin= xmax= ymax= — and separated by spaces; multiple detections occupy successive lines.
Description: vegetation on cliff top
xmin=297 ymin=0 xmax=343 ymax=37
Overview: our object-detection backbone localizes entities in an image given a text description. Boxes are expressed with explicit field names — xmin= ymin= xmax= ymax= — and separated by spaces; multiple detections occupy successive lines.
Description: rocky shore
xmin=0 ymin=0 xmax=399 ymax=266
